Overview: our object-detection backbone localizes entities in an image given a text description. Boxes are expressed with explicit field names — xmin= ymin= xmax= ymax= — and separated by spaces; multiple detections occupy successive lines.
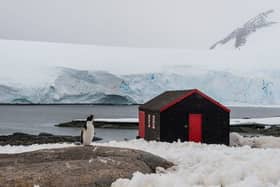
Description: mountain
xmin=1 ymin=6 xmax=280 ymax=105
xmin=210 ymin=10 xmax=278 ymax=49
xmin=2 ymin=1 xmax=280 ymax=49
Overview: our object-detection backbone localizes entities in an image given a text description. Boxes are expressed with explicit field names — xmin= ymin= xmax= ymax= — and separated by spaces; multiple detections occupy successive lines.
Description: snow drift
xmin=103 ymin=138 xmax=280 ymax=187
xmin=1 ymin=135 xmax=280 ymax=187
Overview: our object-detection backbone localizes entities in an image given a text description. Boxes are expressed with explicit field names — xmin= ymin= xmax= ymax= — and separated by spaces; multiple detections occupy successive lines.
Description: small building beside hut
xmin=138 ymin=89 xmax=231 ymax=145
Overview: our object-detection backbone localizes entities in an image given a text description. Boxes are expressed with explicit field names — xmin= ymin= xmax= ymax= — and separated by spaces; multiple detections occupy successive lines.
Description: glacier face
xmin=1 ymin=67 xmax=280 ymax=105
xmin=14 ymin=67 xmax=138 ymax=104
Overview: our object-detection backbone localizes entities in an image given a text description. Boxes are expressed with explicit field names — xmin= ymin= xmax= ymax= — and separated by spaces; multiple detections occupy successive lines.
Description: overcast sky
xmin=0 ymin=0 xmax=277 ymax=49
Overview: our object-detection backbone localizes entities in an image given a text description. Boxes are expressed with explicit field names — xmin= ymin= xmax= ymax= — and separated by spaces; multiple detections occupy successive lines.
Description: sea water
xmin=0 ymin=105 xmax=280 ymax=141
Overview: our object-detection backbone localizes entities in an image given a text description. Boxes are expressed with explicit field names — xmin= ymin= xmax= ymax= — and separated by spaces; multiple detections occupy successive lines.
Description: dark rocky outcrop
xmin=55 ymin=120 xmax=138 ymax=129
xmin=0 ymin=146 xmax=173 ymax=187
xmin=0 ymin=132 xmax=101 ymax=146
xmin=230 ymin=125 xmax=280 ymax=137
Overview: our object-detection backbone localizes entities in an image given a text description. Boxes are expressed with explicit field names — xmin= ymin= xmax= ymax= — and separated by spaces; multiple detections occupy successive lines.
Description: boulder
xmin=0 ymin=145 xmax=173 ymax=187
xmin=230 ymin=125 xmax=280 ymax=137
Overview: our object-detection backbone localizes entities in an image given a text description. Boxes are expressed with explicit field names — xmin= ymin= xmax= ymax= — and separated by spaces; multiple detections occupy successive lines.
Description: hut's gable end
xmin=160 ymin=93 xmax=229 ymax=144
xmin=139 ymin=89 xmax=230 ymax=145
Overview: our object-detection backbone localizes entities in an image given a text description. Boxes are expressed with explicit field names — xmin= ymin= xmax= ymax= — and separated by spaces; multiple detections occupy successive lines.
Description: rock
xmin=56 ymin=120 xmax=86 ymax=128
xmin=0 ymin=146 xmax=173 ymax=187
xmin=55 ymin=120 xmax=138 ymax=129
xmin=263 ymin=126 xmax=280 ymax=136
xmin=230 ymin=125 xmax=280 ymax=137
xmin=0 ymin=133 xmax=102 ymax=146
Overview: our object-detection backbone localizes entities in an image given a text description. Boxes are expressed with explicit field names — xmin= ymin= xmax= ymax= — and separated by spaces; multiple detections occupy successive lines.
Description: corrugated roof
xmin=139 ymin=89 xmax=230 ymax=112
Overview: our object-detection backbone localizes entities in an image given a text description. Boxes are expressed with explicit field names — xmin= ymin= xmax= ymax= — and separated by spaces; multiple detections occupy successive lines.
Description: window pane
xmin=152 ymin=115 xmax=155 ymax=129
xmin=148 ymin=114 xmax=150 ymax=128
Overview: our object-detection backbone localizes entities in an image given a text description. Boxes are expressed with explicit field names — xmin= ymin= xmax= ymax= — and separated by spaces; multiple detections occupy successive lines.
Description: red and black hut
xmin=138 ymin=89 xmax=231 ymax=145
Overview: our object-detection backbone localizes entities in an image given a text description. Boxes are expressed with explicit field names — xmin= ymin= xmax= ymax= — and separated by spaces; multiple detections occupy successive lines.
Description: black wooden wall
xmin=143 ymin=110 xmax=161 ymax=141
xmin=160 ymin=93 xmax=229 ymax=145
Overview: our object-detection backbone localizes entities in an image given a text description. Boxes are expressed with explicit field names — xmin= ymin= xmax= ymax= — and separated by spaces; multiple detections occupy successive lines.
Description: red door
xmin=138 ymin=111 xmax=145 ymax=138
xmin=188 ymin=114 xmax=202 ymax=142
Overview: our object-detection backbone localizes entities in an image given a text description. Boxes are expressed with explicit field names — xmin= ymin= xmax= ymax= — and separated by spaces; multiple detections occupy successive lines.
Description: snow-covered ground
xmin=1 ymin=134 xmax=280 ymax=187
xmin=231 ymin=117 xmax=280 ymax=126
xmin=74 ymin=118 xmax=138 ymax=123
xmin=0 ymin=143 xmax=75 ymax=154
xmin=95 ymin=118 xmax=138 ymax=123
xmin=106 ymin=138 xmax=280 ymax=187
xmin=81 ymin=117 xmax=280 ymax=126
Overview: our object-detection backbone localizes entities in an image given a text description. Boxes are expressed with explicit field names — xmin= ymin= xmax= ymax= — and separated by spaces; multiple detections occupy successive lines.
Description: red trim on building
xmin=138 ymin=111 xmax=145 ymax=138
xmin=160 ymin=89 xmax=230 ymax=112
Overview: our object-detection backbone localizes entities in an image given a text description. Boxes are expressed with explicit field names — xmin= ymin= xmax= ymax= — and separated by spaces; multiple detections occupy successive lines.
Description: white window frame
xmin=147 ymin=114 xmax=151 ymax=128
xmin=152 ymin=115 xmax=155 ymax=129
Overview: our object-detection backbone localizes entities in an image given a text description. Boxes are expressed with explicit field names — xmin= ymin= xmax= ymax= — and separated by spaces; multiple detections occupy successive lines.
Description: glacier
xmin=1 ymin=5 xmax=280 ymax=105
xmin=1 ymin=65 xmax=280 ymax=105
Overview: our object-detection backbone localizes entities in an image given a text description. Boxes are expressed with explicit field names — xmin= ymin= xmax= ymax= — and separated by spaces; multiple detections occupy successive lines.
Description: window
xmin=152 ymin=115 xmax=155 ymax=129
xmin=147 ymin=114 xmax=151 ymax=128
xmin=148 ymin=114 xmax=156 ymax=129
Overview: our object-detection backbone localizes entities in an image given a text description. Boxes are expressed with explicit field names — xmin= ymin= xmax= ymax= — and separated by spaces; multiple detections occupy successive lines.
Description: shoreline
xmin=55 ymin=118 xmax=138 ymax=129
xmin=0 ymin=132 xmax=102 ymax=146
xmin=1 ymin=103 xmax=280 ymax=108
xmin=55 ymin=119 xmax=280 ymax=137
xmin=0 ymin=103 xmax=139 ymax=106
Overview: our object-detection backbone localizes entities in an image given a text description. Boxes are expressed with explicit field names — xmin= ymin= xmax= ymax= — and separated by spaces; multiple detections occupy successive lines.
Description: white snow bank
xmin=113 ymin=117 xmax=280 ymax=126
xmin=95 ymin=118 xmax=138 ymax=123
xmin=89 ymin=117 xmax=280 ymax=126
xmin=74 ymin=118 xmax=138 ymax=123
xmin=96 ymin=139 xmax=280 ymax=187
xmin=97 ymin=117 xmax=280 ymax=125
xmin=231 ymin=117 xmax=280 ymax=126
xmin=230 ymin=133 xmax=280 ymax=148
xmin=1 ymin=134 xmax=280 ymax=186
xmin=0 ymin=143 xmax=75 ymax=154
xmin=101 ymin=117 xmax=280 ymax=126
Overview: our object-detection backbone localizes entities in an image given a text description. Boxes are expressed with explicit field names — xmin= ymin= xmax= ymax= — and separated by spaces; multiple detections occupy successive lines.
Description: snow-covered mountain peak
xmin=210 ymin=9 xmax=278 ymax=50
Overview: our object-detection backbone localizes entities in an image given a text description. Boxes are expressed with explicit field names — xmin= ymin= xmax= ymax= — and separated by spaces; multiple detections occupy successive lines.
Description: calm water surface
xmin=0 ymin=105 xmax=138 ymax=141
xmin=0 ymin=105 xmax=280 ymax=141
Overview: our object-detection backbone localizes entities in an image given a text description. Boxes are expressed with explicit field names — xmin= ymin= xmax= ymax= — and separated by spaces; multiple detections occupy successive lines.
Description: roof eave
xmin=159 ymin=89 xmax=231 ymax=113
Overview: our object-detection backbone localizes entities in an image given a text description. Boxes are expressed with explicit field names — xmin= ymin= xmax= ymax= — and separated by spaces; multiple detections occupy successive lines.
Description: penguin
xmin=80 ymin=114 xmax=95 ymax=145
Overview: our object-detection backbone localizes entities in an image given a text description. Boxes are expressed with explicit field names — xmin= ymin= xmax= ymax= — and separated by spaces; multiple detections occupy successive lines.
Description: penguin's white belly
xmin=82 ymin=125 xmax=94 ymax=145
